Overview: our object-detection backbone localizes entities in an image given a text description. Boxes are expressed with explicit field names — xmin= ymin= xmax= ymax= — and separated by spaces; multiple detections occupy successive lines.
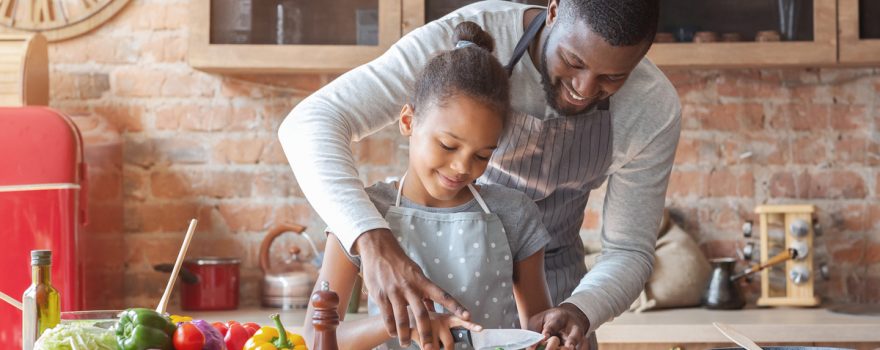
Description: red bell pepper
xmin=212 ymin=321 xmax=256 ymax=350
xmin=212 ymin=322 xmax=228 ymax=337
xmin=243 ymin=322 xmax=260 ymax=337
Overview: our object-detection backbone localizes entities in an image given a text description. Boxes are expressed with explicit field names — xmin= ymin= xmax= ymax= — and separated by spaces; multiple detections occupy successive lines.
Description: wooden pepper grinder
xmin=311 ymin=281 xmax=340 ymax=350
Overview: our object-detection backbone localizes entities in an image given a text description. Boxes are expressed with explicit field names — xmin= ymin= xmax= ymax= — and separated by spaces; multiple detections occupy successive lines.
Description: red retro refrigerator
xmin=0 ymin=107 xmax=87 ymax=349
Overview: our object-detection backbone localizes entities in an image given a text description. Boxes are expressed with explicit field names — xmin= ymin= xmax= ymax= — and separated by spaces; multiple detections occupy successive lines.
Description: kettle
xmin=260 ymin=223 xmax=322 ymax=309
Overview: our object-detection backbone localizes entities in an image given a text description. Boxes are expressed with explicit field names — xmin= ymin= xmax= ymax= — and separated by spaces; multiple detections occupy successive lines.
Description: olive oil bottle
xmin=21 ymin=250 xmax=60 ymax=350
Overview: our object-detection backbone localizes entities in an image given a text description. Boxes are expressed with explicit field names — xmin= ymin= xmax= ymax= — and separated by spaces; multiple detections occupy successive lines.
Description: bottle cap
xmin=31 ymin=250 xmax=52 ymax=266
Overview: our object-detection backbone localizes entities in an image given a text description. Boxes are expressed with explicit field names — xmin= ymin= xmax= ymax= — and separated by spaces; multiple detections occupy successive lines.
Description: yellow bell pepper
xmin=169 ymin=314 xmax=193 ymax=324
xmin=244 ymin=314 xmax=307 ymax=350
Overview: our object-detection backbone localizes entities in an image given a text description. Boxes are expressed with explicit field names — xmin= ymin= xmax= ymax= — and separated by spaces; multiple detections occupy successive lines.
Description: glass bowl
xmin=60 ymin=310 xmax=122 ymax=329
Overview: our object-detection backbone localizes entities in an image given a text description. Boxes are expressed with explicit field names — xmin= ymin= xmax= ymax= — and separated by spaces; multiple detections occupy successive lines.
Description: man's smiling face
xmin=537 ymin=1 xmax=652 ymax=116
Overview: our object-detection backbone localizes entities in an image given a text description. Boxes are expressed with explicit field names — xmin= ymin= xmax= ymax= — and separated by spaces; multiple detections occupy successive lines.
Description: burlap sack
xmin=584 ymin=211 xmax=711 ymax=312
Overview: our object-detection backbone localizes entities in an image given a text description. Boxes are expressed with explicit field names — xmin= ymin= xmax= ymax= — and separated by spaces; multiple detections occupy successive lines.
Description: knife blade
xmin=451 ymin=328 xmax=544 ymax=350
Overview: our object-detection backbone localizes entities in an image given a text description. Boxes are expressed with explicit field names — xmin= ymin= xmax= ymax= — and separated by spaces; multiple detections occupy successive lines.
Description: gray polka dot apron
xmin=369 ymin=174 xmax=519 ymax=350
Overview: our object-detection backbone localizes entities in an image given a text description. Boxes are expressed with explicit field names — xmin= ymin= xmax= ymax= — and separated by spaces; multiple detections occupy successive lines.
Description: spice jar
xmin=654 ymin=32 xmax=676 ymax=43
xmin=755 ymin=30 xmax=781 ymax=42
xmin=721 ymin=33 xmax=742 ymax=42
xmin=694 ymin=31 xmax=719 ymax=43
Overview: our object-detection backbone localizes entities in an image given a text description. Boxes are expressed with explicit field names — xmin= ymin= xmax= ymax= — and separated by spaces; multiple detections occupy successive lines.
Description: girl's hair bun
xmin=452 ymin=21 xmax=495 ymax=52
xmin=411 ymin=20 xmax=509 ymax=121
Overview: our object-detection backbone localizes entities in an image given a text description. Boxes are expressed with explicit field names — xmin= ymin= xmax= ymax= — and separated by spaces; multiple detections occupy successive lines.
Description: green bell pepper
xmin=116 ymin=308 xmax=177 ymax=350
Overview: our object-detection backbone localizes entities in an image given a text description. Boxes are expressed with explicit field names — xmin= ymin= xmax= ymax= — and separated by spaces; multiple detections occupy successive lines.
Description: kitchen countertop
xmin=173 ymin=307 xmax=880 ymax=344
xmin=595 ymin=307 xmax=880 ymax=343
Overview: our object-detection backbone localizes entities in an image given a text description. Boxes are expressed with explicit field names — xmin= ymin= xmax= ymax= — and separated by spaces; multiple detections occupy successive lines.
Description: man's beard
xmin=538 ymin=29 xmax=600 ymax=116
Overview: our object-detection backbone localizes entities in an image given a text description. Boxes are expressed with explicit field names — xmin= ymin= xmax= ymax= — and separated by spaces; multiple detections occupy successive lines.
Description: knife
xmin=450 ymin=328 xmax=544 ymax=350
xmin=713 ymin=322 xmax=762 ymax=350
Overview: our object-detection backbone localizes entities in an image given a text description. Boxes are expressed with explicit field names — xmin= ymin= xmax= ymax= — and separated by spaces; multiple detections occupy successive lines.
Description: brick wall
xmin=581 ymin=69 xmax=880 ymax=304
xmin=50 ymin=1 xmax=878 ymax=308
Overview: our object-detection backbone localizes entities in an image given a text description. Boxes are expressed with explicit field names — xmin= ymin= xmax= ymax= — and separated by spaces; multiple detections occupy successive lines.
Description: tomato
xmin=173 ymin=322 xmax=205 ymax=350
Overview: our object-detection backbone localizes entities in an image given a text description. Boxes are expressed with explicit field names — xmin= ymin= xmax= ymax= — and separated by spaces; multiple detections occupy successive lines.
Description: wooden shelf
xmin=405 ymin=0 xmax=839 ymax=69
xmin=647 ymin=0 xmax=837 ymax=68
xmin=188 ymin=0 xmax=402 ymax=73
xmin=188 ymin=0 xmax=875 ymax=73
xmin=838 ymin=0 xmax=880 ymax=64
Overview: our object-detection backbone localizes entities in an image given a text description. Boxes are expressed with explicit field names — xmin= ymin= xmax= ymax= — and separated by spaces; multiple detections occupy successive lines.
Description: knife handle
xmin=450 ymin=327 xmax=472 ymax=345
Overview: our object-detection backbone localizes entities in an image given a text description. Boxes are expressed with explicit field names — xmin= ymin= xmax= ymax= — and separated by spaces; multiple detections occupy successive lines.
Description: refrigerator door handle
xmin=79 ymin=163 xmax=88 ymax=226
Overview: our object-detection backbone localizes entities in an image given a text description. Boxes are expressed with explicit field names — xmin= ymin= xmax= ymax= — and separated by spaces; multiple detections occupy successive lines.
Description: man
xmin=279 ymin=0 xmax=680 ymax=349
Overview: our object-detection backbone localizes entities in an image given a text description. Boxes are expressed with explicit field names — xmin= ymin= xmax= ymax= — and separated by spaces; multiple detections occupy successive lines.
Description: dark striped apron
xmin=478 ymin=9 xmax=613 ymax=347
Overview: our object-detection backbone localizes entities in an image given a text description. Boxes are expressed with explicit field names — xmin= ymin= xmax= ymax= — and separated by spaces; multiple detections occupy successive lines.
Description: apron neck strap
xmin=395 ymin=173 xmax=407 ymax=207
xmin=505 ymin=9 xmax=547 ymax=75
xmin=466 ymin=184 xmax=491 ymax=214
xmin=395 ymin=173 xmax=492 ymax=214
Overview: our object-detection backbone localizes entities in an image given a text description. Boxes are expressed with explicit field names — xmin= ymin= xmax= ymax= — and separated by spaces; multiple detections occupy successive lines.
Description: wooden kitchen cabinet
xmin=403 ymin=0 xmax=838 ymax=68
xmin=647 ymin=0 xmax=837 ymax=68
xmin=188 ymin=0 xmax=402 ymax=73
xmin=838 ymin=0 xmax=880 ymax=64
xmin=189 ymin=0 xmax=872 ymax=72
xmin=403 ymin=0 xmax=562 ymax=35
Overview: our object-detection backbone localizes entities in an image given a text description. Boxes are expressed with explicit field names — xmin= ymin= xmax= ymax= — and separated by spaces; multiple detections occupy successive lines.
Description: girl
xmin=303 ymin=21 xmax=553 ymax=350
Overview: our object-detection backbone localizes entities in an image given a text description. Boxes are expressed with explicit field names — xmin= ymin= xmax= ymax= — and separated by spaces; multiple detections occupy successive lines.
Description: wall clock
xmin=0 ymin=0 xmax=131 ymax=41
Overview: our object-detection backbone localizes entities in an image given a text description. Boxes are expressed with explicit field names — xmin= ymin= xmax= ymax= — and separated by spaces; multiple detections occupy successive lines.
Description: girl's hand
xmin=412 ymin=312 xmax=483 ymax=350
xmin=356 ymin=229 xmax=470 ymax=349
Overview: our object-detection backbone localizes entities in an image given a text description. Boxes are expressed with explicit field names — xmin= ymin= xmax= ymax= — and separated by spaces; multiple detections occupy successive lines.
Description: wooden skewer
xmin=0 ymin=291 xmax=22 ymax=311
xmin=156 ymin=219 xmax=198 ymax=314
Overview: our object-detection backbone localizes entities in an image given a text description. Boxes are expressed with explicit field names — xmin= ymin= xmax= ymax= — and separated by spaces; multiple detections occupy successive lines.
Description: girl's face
xmin=399 ymin=94 xmax=504 ymax=207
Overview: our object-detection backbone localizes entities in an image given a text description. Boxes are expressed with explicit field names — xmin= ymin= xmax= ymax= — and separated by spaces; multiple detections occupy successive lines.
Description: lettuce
xmin=34 ymin=323 xmax=117 ymax=350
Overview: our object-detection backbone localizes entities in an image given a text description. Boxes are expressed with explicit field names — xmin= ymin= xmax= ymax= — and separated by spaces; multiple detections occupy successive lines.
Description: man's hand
xmin=354 ymin=228 xmax=477 ymax=349
xmin=528 ymin=336 xmax=570 ymax=350
xmin=528 ymin=303 xmax=591 ymax=350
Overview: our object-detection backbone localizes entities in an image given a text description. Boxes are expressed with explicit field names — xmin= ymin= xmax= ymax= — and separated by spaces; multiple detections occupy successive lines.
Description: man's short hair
xmin=559 ymin=0 xmax=660 ymax=46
